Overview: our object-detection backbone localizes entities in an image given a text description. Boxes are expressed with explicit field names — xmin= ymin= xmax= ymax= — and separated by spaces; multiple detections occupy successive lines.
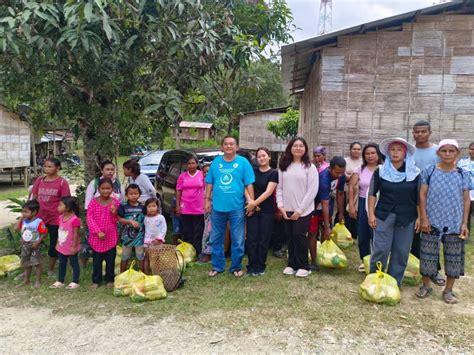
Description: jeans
xmin=357 ymin=197 xmax=373 ymax=260
xmin=246 ymin=212 xmax=275 ymax=273
xmin=181 ymin=214 xmax=205 ymax=256
xmin=370 ymin=213 xmax=414 ymax=287
xmin=284 ymin=214 xmax=311 ymax=271
xmin=209 ymin=209 xmax=245 ymax=273
xmin=58 ymin=252 xmax=80 ymax=284
xmin=92 ymin=248 xmax=116 ymax=284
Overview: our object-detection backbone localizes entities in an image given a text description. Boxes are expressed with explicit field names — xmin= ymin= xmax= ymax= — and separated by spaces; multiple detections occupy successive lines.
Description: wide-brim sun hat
xmin=437 ymin=139 xmax=459 ymax=152
xmin=379 ymin=137 xmax=415 ymax=157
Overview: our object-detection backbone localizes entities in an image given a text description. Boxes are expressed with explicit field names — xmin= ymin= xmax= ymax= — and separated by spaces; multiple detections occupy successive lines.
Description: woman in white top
xmin=276 ymin=137 xmax=319 ymax=278
xmin=123 ymin=159 xmax=157 ymax=204
xmin=344 ymin=142 xmax=363 ymax=241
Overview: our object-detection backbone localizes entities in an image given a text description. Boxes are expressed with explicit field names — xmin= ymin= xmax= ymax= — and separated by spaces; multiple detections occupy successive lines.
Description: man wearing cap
xmin=367 ymin=137 xmax=421 ymax=288
xmin=411 ymin=120 xmax=445 ymax=287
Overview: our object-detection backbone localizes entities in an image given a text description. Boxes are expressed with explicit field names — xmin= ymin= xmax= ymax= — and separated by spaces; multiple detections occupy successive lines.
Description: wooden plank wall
xmin=300 ymin=14 xmax=474 ymax=156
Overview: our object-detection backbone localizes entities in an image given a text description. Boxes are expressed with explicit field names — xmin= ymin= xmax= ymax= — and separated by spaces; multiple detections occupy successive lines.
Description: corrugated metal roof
xmin=281 ymin=0 xmax=467 ymax=94
xmin=240 ymin=106 xmax=290 ymax=116
xmin=179 ymin=121 xmax=215 ymax=129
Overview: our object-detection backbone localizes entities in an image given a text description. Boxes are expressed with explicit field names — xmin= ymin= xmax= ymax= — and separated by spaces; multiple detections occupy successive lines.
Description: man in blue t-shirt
xmin=315 ymin=156 xmax=346 ymax=241
xmin=411 ymin=120 xmax=445 ymax=287
xmin=205 ymin=136 xmax=255 ymax=277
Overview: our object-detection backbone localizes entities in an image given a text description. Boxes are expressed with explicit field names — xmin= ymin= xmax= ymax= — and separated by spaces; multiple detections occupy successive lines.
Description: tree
xmin=267 ymin=107 xmax=299 ymax=139
xmin=0 ymin=0 xmax=293 ymax=181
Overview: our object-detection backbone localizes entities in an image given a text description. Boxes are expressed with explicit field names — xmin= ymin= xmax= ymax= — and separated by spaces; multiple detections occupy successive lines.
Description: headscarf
xmin=313 ymin=146 xmax=327 ymax=156
xmin=379 ymin=142 xmax=420 ymax=182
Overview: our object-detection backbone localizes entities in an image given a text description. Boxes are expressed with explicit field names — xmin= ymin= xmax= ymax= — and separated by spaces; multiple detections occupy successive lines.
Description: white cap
xmin=437 ymin=139 xmax=459 ymax=151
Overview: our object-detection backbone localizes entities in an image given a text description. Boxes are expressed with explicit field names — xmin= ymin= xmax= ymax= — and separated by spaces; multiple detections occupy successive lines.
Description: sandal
xmin=430 ymin=273 xmax=446 ymax=287
xmin=208 ymin=270 xmax=221 ymax=277
xmin=358 ymin=263 xmax=365 ymax=273
xmin=442 ymin=290 xmax=458 ymax=304
xmin=90 ymin=283 xmax=99 ymax=290
xmin=415 ymin=285 xmax=433 ymax=299
xmin=49 ymin=281 xmax=65 ymax=289
xmin=233 ymin=270 xmax=244 ymax=278
xmin=66 ymin=282 xmax=80 ymax=290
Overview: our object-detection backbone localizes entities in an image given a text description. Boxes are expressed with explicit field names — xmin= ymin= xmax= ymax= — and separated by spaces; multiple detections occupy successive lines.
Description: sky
xmin=286 ymin=0 xmax=446 ymax=43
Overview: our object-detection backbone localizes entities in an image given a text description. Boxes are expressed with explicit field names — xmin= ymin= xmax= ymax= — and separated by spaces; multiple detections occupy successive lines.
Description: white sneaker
xmin=283 ymin=266 xmax=296 ymax=275
xmin=295 ymin=269 xmax=311 ymax=278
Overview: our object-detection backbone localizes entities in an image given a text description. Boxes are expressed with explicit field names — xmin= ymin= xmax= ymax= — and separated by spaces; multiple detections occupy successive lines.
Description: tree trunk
xmin=80 ymin=120 xmax=98 ymax=183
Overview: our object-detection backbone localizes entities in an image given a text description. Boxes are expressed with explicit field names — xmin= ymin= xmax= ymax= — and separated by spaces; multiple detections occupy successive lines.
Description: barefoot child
xmin=117 ymin=184 xmax=146 ymax=272
xmin=143 ymin=198 xmax=167 ymax=274
xmin=50 ymin=197 xmax=81 ymax=289
xmin=417 ymin=139 xmax=470 ymax=304
xmin=16 ymin=200 xmax=48 ymax=288
xmin=86 ymin=178 xmax=120 ymax=289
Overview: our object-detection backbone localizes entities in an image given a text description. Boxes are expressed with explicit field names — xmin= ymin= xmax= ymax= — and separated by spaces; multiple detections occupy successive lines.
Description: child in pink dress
xmin=86 ymin=178 xmax=120 ymax=289
xmin=50 ymin=197 xmax=81 ymax=289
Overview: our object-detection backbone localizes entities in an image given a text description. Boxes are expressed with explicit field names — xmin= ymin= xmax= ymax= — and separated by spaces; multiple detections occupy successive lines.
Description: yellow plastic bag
xmin=103 ymin=246 xmax=122 ymax=276
xmin=316 ymin=240 xmax=348 ymax=269
xmin=403 ymin=254 xmax=422 ymax=286
xmin=176 ymin=239 xmax=196 ymax=264
xmin=331 ymin=222 xmax=353 ymax=249
xmin=113 ymin=261 xmax=145 ymax=297
xmin=0 ymin=255 xmax=21 ymax=273
xmin=363 ymin=254 xmax=421 ymax=286
xmin=359 ymin=261 xmax=401 ymax=305
xmin=130 ymin=274 xmax=167 ymax=302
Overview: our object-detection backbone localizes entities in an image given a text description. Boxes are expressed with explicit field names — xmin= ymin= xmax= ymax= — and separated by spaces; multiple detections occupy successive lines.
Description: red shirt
xmin=32 ymin=176 xmax=71 ymax=225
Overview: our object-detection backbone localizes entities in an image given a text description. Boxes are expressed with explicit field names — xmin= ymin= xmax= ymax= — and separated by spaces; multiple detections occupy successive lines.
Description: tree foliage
xmin=0 ymin=0 xmax=293 ymax=180
xmin=267 ymin=107 xmax=299 ymax=139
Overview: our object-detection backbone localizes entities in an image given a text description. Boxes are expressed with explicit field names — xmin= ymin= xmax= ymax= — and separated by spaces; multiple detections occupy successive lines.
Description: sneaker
xmin=295 ymin=269 xmax=311 ymax=278
xmin=310 ymin=263 xmax=319 ymax=272
xmin=358 ymin=263 xmax=365 ymax=273
xmin=283 ymin=266 xmax=296 ymax=275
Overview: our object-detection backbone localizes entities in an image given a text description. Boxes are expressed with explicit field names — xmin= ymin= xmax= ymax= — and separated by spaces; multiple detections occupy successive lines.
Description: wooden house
xmin=239 ymin=107 xmax=290 ymax=152
xmin=281 ymin=0 xmax=474 ymax=155
xmin=0 ymin=105 xmax=31 ymax=171
xmin=174 ymin=121 xmax=216 ymax=142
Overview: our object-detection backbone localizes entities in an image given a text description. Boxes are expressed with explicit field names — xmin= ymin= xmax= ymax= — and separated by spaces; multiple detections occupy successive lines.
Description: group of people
xmin=14 ymin=120 xmax=472 ymax=304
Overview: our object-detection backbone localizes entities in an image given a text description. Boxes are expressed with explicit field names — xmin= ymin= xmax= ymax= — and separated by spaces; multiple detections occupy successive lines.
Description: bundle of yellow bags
xmin=363 ymin=254 xmax=421 ymax=286
xmin=113 ymin=261 xmax=145 ymax=297
xmin=317 ymin=239 xmax=348 ymax=269
xmin=0 ymin=255 xmax=21 ymax=277
xmin=130 ymin=274 xmax=167 ymax=302
xmin=359 ymin=261 xmax=401 ymax=305
xmin=176 ymin=239 xmax=196 ymax=265
xmin=331 ymin=222 xmax=353 ymax=249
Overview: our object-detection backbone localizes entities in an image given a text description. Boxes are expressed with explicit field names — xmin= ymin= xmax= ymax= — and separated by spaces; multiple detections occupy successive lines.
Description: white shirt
xmin=144 ymin=214 xmax=167 ymax=244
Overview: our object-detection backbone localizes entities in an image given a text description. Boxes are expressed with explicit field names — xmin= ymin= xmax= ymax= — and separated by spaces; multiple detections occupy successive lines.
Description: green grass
xmin=0 ymin=187 xmax=28 ymax=201
xmin=1 ymin=239 xmax=473 ymax=349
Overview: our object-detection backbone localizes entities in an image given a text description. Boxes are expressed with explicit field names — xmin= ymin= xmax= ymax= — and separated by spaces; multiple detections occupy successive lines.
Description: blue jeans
xmin=209 ymin=209 xmax=245 ymax=273
xmin=357 ymin=197 xmax=373 ymax=260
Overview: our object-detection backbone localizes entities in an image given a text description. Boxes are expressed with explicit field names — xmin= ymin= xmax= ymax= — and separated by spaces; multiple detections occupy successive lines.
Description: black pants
xmin=284 ymin=214 xmax=311 ymax=271
xmin=92 ymin=248 xmax=116 ymax=284
xmin=271 ymin=219 xmax=287 ymax=251
xmin=344 ymin=214 xmax=358 ymax=240
xmin=181 ymin=214 xmax=205 ymax=255
xmin=58 ymin=253 xmax=80 ymax=284
xmin=47 ymin=225 xmax=59 ymax=258
xmin=246 ymin=212 xmax=275 ymax=273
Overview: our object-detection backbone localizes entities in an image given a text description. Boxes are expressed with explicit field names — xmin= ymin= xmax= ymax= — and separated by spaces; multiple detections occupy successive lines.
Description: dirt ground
xmin=1 ymin=300 xmax=472 ymax=353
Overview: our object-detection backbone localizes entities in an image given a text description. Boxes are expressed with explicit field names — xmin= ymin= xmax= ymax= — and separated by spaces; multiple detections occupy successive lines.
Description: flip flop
xmin=66 ymin=282 xmax=80 ymax=290
xmin=49 ymin=281 xmax=65 ymax=289
xmin=233 ymin=270 xmax=244 ymax=278
xmin=208 ymin=270 xmax=221 ymax=277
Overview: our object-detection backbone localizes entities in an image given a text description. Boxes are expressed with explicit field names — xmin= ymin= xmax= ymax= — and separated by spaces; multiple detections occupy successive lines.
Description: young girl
xmin=30 ymin=157 xmax=71 ymax=277
xmin=86 ymin=178 xmax=120 ymax=289
xmin=417 ymin=139 xmax=470 ymax=304
xmin=50 ymin=197 xmax=81 ymax=289
xmin=143 ymin=198 xmax=167 ymax=274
